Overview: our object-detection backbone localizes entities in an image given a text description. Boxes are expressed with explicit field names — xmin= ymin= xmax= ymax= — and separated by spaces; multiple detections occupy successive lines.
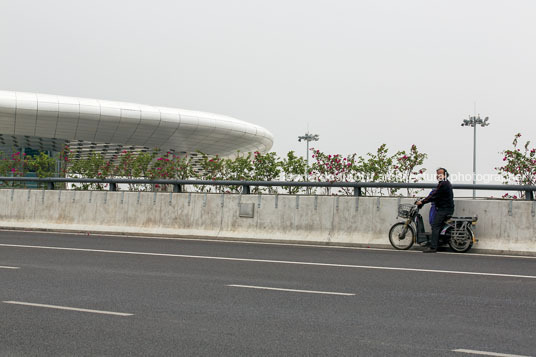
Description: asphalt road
xmin=0 ymin=230 xmax=535 ymax=356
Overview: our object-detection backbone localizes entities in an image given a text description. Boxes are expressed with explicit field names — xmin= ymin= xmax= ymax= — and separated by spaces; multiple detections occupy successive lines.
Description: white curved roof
xmin=0 ymin=90 xmax=273 ymax=156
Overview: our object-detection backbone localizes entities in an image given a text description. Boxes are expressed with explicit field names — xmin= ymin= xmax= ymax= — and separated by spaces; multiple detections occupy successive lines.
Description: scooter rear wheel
xmin=447 ymin=227 xmax=474 ymax=253
xmin=389 ymin=222 xmax=415 ymax=250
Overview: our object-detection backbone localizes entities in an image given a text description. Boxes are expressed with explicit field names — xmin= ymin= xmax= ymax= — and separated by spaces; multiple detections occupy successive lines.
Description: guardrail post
xmin=242 ymin=185 xmax=250 ymax=195
xmin=353 ymin=187 xmax=362 ymax=197
xmin=46 ymin=181 xmax=54 ymax=190
xmin=526 ymin=190 xmax=534 ymax=201
xmin=173 ymin=184 xmax=182 ymax=193
xmin=109 ymin=182 xmax=117 ymax=191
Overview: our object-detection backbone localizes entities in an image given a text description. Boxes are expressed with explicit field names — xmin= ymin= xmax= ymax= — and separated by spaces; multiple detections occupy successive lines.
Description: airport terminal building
xmin=0 ymin=90 xmax=274 ymax=162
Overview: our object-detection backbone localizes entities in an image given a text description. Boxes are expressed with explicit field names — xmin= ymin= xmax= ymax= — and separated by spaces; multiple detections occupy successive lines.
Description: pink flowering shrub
xmin=0 ymin=151 xmax=57 ymax=188
xmin=309 ymin=144 xmax=427 ymax=196
xmin=495 ymin=133 xmax=536 ymax=199
xmin=3 ymin=142 xmax=427 ymax=196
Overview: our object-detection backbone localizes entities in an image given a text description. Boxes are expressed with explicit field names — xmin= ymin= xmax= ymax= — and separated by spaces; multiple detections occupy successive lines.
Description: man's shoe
xmin=423 ymin=247 xmax=437 ymax=253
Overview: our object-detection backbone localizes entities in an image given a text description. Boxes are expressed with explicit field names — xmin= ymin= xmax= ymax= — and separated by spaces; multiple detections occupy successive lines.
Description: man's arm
xmin=418 ymin=184 xmax=445 ymax=205
xmin=417 ymin=189 xmax=434 ymax=205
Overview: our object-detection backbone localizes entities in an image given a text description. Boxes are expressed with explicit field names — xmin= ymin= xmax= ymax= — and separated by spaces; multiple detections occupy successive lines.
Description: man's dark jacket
xmin=422 ymin=180 xmax=454 ymax=209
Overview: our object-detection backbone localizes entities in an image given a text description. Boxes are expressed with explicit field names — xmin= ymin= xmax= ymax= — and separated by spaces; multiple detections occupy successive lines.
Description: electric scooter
xmin=388 ymin=202 xmax=477 ymax=252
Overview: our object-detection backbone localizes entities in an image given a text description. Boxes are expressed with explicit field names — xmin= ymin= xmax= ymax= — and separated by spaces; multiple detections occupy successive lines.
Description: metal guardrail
xmin=0 ymin=177 xmax=534 ymax=200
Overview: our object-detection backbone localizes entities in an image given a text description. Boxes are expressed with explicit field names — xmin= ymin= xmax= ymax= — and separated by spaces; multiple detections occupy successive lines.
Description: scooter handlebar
xmin=414 ymin=199 xmax=424 ymax=209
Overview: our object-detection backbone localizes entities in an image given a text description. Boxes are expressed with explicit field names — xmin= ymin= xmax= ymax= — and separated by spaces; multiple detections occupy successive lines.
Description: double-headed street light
xmin=461 ymin=115 xmax=490 ymax=199
xmin=298 ymin=132 xmax=319 ymax=181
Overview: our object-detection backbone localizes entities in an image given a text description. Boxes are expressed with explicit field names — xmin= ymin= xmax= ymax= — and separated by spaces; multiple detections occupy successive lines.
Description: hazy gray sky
xmin=1 ymin=0 xmax=535 ymax=185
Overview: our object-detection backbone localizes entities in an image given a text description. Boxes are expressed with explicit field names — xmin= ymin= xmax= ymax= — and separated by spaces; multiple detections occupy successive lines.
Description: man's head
xmin=436 ymin=168 xmax=449 ymax=181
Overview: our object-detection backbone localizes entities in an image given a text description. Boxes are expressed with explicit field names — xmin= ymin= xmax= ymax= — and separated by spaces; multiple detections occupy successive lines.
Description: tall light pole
xmin=461 ymin=115 xmax=490 ymax=199
xmin=298 ymin=132 xmax=319 ymax=181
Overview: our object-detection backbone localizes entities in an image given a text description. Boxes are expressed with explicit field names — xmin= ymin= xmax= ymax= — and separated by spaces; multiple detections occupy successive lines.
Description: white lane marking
xmin=2 ymin=228 xmax=535 ymax=260
xmin=0 ymin=265 xmax=20 ymax=269
xmin=453 ymin=348 xmax=531 ymax=357
xmin=0 ymin=243 xmax=535 ymax=280
xmin=227 ymin=284 xmax=355 ymax=296
xmin=2 ymin=301 xmax=133 ymax=316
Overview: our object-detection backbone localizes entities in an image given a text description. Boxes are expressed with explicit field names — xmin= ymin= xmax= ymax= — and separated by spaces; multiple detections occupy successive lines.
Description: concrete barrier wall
xmin=0 ymin=189 xmax=534 ymax=255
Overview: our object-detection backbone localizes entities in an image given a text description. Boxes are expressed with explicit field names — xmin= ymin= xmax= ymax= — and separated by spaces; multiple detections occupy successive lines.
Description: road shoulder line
xmin=1 ymin=243 xmax=536 ymax=280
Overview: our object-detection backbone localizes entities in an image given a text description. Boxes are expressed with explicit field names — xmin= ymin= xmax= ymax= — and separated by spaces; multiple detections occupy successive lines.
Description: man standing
xmin=416 ymin=168 xmax=454 ymax=253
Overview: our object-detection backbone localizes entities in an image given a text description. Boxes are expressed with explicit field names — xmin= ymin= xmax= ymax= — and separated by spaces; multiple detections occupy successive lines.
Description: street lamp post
xmin=461 ymin=115 xmax=490 ymax=199
xmin=298 ymin=132 xmax=319 ymax=181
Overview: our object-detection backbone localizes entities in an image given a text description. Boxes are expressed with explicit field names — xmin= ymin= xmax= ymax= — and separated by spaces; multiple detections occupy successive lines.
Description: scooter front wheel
xmin=388 ymin=222 xmax=415 ymax=250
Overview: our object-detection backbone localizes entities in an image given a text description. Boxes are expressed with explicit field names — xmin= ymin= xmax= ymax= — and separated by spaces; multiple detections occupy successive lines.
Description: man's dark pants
xmin=430 ymin=207 xmax=454 ymax=250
